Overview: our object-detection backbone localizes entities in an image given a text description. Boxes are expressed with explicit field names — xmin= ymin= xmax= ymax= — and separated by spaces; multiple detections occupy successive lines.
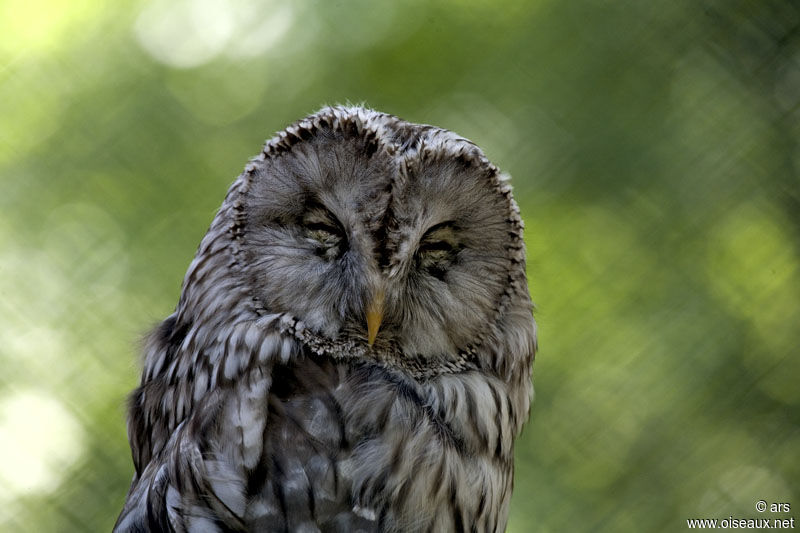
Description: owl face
xmin=238 ymin=108 xmax=520 ymax=363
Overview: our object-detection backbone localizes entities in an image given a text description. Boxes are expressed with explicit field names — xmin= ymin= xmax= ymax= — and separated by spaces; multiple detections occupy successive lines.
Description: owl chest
xmin=250 ymin=360 xmax=512 ymax=531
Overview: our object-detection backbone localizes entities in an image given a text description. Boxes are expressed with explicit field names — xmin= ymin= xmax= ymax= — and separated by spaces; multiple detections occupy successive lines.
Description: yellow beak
xmin=366 ymin=288 xmax=384 ymax=346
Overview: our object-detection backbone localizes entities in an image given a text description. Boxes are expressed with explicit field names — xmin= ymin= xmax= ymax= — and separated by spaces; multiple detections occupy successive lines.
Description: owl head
xmin=178 ymin=106 xmax=534 ymax=380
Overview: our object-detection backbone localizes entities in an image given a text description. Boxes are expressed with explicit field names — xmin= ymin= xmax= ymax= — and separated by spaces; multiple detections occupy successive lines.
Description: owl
xmin=114 ymin=106 xmax=535 ymax=532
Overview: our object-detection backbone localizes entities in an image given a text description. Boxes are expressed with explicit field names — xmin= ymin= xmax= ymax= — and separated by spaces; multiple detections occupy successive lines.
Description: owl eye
xmin=418 ymin=240 xmax=453 ymax=259
xmin=301 ymin=206 xmax=346 ymax=259
xmin=306 ymin=222 xmax=342 ymax=247
xmin=417 ymin=222 xmax=459 ymax=279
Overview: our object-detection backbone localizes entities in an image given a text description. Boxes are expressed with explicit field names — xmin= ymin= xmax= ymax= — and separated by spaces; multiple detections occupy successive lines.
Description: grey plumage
xmin=115 ymin=106 xmax=536 ymax=532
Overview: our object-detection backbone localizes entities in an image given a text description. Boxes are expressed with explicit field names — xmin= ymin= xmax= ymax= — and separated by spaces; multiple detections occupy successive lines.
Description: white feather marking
xmin=226 ymin=322 xmax=246 ymax=350
xmin=279 ymin=337 xmax=294 ymax=363
xmin=258 ymin=334 xmax=279 ymax=363
xmin=353 ymin=505 xmax=377 ymax=521
xmin=194 ymin=369 xmax=209 ymax=402
xmin=243 ymin=322 xmax=262 ymax=351
xmin=223 ymin=351 xmax=239 ymax=380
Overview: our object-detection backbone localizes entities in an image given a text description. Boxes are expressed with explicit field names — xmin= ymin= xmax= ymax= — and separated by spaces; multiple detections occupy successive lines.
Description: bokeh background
xmin=1 ymin=0 xmax=798 ymax=531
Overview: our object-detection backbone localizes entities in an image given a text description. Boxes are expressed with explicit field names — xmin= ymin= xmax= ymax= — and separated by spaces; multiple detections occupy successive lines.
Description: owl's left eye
xmin=416 ymin=222 xmax=459 ymax=279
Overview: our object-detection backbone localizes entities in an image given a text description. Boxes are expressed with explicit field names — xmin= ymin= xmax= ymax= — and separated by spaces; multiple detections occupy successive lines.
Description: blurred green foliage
xmin=1 ymin=0 xmax=798 ymax=531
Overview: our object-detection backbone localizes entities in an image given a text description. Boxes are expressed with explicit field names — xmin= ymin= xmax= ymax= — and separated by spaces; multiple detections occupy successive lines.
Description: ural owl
xmin=115 ymin=106 xmax=535 ymax=532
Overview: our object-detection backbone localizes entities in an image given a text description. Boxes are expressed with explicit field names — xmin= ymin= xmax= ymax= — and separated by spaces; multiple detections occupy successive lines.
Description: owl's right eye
xmin=305 ymin=222 xmax=342 ymax=248
xmin=301 ymin=206 xmax=346 ymax=259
